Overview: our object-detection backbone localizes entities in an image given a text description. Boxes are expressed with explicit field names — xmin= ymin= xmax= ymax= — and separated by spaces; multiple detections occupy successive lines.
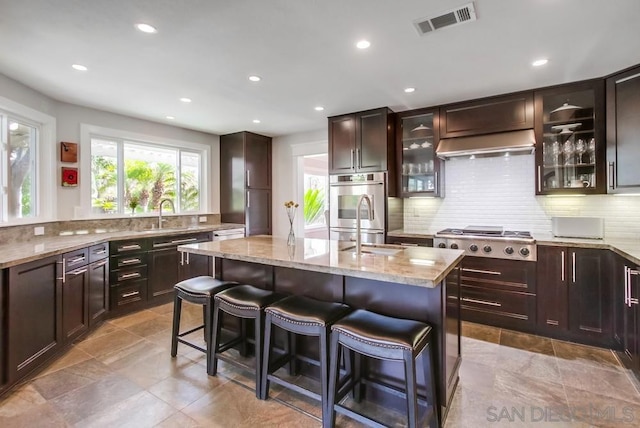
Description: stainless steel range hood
xmin=436 ymin=129 xmax=535 ymax=159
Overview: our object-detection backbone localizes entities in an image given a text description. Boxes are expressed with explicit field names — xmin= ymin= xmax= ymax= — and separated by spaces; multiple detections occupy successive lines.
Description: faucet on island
xmin=158 ymin=198 xmax=175 ymax=229
xmin=355 ymin=194 xmax=373 ymax=255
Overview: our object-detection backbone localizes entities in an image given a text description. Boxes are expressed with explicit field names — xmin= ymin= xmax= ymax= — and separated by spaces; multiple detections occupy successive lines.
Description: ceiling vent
xmin=414 ymin=2 xmax=477 ymax=35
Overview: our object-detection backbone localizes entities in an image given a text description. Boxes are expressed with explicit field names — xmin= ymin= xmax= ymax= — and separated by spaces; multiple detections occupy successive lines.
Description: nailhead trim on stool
xmin=170 ymin=276 xmax=238 ymax=375
xmin=210 ymin=284 xmax=286 ymax=399
xmin=260 ymin=295 xmax=351 ymax=424
xmin=325 ymin=309 xmax=440 ymax=428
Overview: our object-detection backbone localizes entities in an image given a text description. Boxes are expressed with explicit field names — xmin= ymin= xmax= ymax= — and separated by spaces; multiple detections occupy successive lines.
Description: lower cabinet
xmin=6 ymin=254 xmax=63 ymax=384
xmin=88 ymin=258 xmax=109 ymax=327
xmin=612 ymin=254 xmax=640 ymax=376
xmin=147 ymin=247 xmax=180 ymax=299
xmin=536 ymin=246 xmax=613 ymax=347
xmin=385 ymin=236 xmax=433 ymax=247
xmin=62 ymin=263 xmax=90 ymax=343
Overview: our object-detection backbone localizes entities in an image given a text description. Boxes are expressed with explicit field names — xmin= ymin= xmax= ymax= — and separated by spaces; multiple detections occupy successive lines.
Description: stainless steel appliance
xmin=329 ymin=172 xmax=386 ymax=244
xmin=434 ymin=225 xmax=537 ymax=261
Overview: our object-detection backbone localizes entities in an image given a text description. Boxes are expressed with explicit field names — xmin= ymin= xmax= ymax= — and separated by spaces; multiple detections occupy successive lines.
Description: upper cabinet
xmin=396 ymin=107 xmax=443 ymax=197
xmin=534 ymin=80 xmax=606 ymax=195
xmin=439 ymin=92 xmax=534 ymax=138
xmin=328 ymin=107 xmax=395 ymax=175
xmin=220 ymin=131 xmax=272 ymax=235
xmin=607 ymin=65 xmax=640 ymax=193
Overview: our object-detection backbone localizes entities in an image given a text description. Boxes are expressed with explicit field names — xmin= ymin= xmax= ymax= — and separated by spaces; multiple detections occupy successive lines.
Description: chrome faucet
xmin=355 ymin=194 xmax=372 ymax=255
xmin=158 ymin=199 xmax=175 ymax=229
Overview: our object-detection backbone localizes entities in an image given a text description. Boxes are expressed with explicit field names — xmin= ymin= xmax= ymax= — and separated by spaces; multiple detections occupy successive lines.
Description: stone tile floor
xmin=1 ymin=303 xmax=639 ymax=427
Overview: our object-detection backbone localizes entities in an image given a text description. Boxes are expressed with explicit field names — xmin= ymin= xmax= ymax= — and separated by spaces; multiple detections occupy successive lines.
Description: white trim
xmin=0 ymin=95 xmax=56 ymax=224
xmin=80 ymin=123 xmax=210 ymax=218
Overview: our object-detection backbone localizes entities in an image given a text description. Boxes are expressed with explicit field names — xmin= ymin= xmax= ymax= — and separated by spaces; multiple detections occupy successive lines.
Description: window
xmin=89 ymin=132 xmax=206 ymax=215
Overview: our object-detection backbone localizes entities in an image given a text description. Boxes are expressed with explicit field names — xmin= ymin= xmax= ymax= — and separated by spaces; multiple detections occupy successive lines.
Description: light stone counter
xmin=178 ymin=235 xmax=464 ymax=288
xmin=534 ymin=234 xmax=640 ymax=266
xmin=0 ymin=224 xmax=244 ymax=269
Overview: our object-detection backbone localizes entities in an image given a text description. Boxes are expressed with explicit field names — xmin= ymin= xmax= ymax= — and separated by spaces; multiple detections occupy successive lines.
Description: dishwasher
xmin=212 ymin=228 xmax=245 ymax=241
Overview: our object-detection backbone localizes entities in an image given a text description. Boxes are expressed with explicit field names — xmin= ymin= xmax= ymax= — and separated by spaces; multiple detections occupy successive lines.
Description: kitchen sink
xmin=341 ymin=243 xmax=406 ymax=256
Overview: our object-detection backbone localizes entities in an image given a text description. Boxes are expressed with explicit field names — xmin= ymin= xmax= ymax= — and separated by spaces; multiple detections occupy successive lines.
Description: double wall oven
xmin=329 ymin=172 xmax=386 ymax=244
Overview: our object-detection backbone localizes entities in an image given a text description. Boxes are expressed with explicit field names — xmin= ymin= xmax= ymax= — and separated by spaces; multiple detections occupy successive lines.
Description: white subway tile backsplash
xmin=404 ymin=154 xmax=640 ymax=239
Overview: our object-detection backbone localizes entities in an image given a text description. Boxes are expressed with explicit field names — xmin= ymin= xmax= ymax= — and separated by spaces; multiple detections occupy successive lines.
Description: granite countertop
xmin=0 ymin=223 xmax=245 ymax=269
xmin=178 ymin=235 xmax=464 ymax=288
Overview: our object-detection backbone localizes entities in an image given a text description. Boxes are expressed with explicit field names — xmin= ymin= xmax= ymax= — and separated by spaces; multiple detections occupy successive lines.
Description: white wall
xmin=1 ymin=73 xmax=220 ymax=220
xmin=403 ymin=154 xmax=640 ymax=239
xmin=272 ymin=129 xmax=327 ymax=237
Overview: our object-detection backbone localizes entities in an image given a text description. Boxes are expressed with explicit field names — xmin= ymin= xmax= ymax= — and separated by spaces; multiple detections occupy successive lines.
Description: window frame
xmin=81 ymin=124 xmax=210 ymax=218
xmin=0 ymin=96 xmax=56 ymax=225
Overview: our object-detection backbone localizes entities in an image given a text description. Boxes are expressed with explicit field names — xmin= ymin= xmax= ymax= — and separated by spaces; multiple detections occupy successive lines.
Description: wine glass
xmin=563 ymin=140 xmax=574 ymax=166
xmin=575 ymin=139 xmax=586 ymax=164
xmin=552 ymin=141 xmax=561 ymax=166
xmin=587 ymin=138 xmax=596 ymax=164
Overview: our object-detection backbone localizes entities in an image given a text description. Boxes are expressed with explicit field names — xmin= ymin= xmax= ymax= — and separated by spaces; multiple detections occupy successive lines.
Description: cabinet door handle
xmin=180 ymin=251 xmax=184 ymax=266
xmin=119 ymin=244 xmax=141 ymax=251
xmin=625 ymin=266 xmax=630 ymax=306
xmin=57 ymin=258 xmax=66 ymax=283
xmin=461 ymin=268 xmax=501 ymax=276
xmin=186 ymin=252 xmax=190 ymax=265
xmin=561 ymin=251 xmax=565 ymax=282
xmin=350 ymin=149 xmax=355 ymax=169
xmin=122 ymin=291 xmax=140 ymax=298
xmin=68 ymin=267 xmax=88 ymax=276
xmin=246 ymin=170 xmax=251 ymax=187
xmin=434 ymin=172 xmax=438 ymax=193
xmin=572 ymin=252 xmax=576 ymax=283
xmin=630 ymin=268 xmax=640 ymax=306
xmin=609 ymin=162 xmax=615 ymax=189
xmin=247 ymin=190 xmax=250 ymax=208
xmin=356 ymin=148 xmax=360 ymax=169
xmin=68 ymin=255 xmax=86 ymax=264
xmin=461 ymin=297 xmax=502 ymax=307
xmin=537 ymin=166 xmax=542 ymax=192
xmin=119 ymin=272 xmax=141 ymax=280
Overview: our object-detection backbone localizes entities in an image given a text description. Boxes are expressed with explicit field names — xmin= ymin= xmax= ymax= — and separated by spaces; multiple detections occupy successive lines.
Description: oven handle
xmin=329 ymin=181 xmax=385 ymax=187
xmin=461 ymin=267 xmax=501 ymax=276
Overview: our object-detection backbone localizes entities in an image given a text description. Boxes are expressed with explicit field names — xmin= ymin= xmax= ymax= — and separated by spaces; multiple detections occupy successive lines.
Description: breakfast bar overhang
xmin=178 ymin=236 xmax=464 ymax=421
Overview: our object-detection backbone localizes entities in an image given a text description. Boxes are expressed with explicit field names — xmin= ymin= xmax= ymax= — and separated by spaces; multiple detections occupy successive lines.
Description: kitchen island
xmin=178 ymin=235 xmax=464 ymax=421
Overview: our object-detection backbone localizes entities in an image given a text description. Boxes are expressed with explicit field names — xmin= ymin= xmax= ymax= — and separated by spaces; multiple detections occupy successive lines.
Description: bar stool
xmin=170 ymin=276 xmax=238 ymax=374
xmin=260 ymin=295 xmax=351 ymax=422
xmin=326 ymin=309 xmax=439 ymax=428
xmin=210 ymin=284 xmax=286 ymax=398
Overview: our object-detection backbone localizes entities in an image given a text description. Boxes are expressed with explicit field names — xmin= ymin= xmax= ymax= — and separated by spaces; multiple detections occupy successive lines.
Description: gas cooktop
xmin=436 ymin=226 xmax=533 ymax=241
xmin=434 ymin=226 xmax=536 ymax=261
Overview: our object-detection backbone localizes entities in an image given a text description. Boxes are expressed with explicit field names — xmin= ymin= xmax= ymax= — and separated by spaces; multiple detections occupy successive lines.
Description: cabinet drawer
xmin=453 ymin=285 xmax=536 ymax=331
xmin=110 ymin=280 xmax=147 ymax=309
xmin=112 ymin=253 xmax=147 ymax=268
xmin=150 ymin=232 xmax=211 ymax=249
xmin=110 ymin=265 xmax=147 ymax=283
xmin=460 ymin=257 xmax=536 ymax=293
xmin=110 ymin=239 xmax=148 ymax=254
xmin=386 ymin=237 xmax=433 ymax=247
xmin=63 ymin=248 xmax=89 ymax=270
xmin=89 ymin=243 xmax=109 ymax=263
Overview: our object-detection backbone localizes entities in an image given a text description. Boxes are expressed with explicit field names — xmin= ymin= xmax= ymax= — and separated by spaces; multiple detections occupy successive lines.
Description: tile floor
xmin=0 ymin=303 xmax=639 ymax=427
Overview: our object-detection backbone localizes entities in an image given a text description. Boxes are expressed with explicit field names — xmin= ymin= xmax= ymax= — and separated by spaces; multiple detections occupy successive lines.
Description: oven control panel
xmin=433 ymin=237 xmax=537 ymax=261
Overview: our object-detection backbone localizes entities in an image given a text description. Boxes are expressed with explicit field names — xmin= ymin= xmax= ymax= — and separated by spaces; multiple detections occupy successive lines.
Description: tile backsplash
xmin=403 ymin=154 xmax=640 ymax=239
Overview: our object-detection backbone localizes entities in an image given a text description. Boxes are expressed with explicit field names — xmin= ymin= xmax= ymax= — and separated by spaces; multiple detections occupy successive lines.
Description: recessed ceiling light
xmin=9 ymin=122 xmax=19 ymax=131
xmin=404 ymin=87 xmax=416 ymax=93
xmin=314 ymin=106 xmax=325 ymax=111
xmin=253 ymin=119 xmax=261 ymax=124
xmin=248 ymin=75 xmax=261 ymax=82
xmin=532 ymin=58 xmax=548 ymax=67
xmin=71 ymin=64 xmax=88 ymax=71
xmin=136 ymin=23 xmax=157 ymax=34
xmin=166 ymin=116 xmax=175 ymax=120
xmin=356 ymin=40 xmax=371 ymax=49
xmin=179 ymin=97 xmax=192 ymax=103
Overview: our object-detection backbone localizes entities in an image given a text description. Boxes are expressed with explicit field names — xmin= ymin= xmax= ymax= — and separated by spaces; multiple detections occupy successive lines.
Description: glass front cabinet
xmin=534 ymin=80 xmax=606 ymax=195
xmin=396 ymin=108 xmax=442 ymax=197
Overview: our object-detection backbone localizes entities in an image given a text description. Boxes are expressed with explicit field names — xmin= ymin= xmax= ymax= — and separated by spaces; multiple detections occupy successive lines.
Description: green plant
xmin=303 ymin=188 xmax=325 ymax=224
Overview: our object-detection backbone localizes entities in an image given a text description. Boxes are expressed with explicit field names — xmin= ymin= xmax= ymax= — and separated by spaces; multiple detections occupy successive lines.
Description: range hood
xmin=436 ymin=129 xmax=535 ymax=159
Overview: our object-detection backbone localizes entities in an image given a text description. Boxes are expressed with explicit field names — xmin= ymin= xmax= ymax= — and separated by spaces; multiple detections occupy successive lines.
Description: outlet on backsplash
xmin=34 ymin=226 xmax=44 ymax=236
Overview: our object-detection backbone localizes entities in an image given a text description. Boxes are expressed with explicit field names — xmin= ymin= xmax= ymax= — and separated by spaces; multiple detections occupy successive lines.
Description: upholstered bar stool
xmin=325 ymin=309 xmax=439 ymax=428
xmin=210 ymin=284 xmax=286 ymax=398
xmin=260 ymin=295 xmax=351 ymax=422
xmin=170 ymin=276 xmax=238 ymax=373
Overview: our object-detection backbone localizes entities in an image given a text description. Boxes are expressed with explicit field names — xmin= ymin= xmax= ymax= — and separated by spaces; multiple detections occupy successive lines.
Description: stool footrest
xmin=177 ymin=338 xmax=206 ymax=353
xmin=215 ymin=352 xmax=254 ymax=373
xmin=267 ymin=374 xmax=321 ymax=402
xmin=334 ymin=405 xmax=388 ymax=428
xmin=217 ymin=336 xmax=244 ymax=353
xmin=177 ymin=324 xmax=205 ymax=338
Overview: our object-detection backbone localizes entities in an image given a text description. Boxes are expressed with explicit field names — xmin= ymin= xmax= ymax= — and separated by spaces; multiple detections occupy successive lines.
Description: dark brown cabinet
xmin=396 ymin=107 xmax=442 ymax=197
xmin=607 ymin=65 xmax=640 ymax=193
xmin=328 ymin=107 xmax=395 ymax=177
xmin=385 ymin=235 xmax=433 ymax=247
xmin=110 ymin=239 xmax=149 ymax=314
xmin=62 ymin=258 xmax=89 ymax=343
xmin=535 ymin=80 xmax=606 ymax=194
xmin=220 ymin=131 xmax=272 ymax=235
xmin=612 ymin=254 xmax=640 ymax=377
xmin=439 ymin=92 xmax=534 ymax=138
xmin=88 ymin=257 xmax=109 ymax=327
xmin=536 ymin=246 xmax=613 ymax=347
xmin=5 ymin=254 xmax=63 ymax=383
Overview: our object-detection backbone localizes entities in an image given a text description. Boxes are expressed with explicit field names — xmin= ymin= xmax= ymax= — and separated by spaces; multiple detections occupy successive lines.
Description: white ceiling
xmin=1 ymin=0 xmax=639 ymax=137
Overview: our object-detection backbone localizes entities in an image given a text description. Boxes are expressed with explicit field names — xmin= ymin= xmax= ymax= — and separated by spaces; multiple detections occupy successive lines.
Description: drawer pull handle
xmin=119 ymin=272 xmax=141 ymax=280
xmin=171 ymin=238 xmax=198 ymax=245
xmin=68 ymin=267 xmax=88 ymax=276
xmin=120 ymin=258 xmax=141 ymax=265
xmin=68 ymin=255 xmax=86 ymax=264
xmin=93 ymin=249 xmax=107 ymax=255
xmin=93 ymin=260 xmax=108 ymax=268
xmin=461 ymin=268 xmax=501 ymax=276
xmin=119 ymin=244 xmax=141 ymax=251
xmin=399 ymin=243 xmax=419 ymax=247
xmin=122 ymin=291 xmax=140 ymax=298
xmin=546 ymin=320 xmax=559 ymax=326
xmin=461 ymin=297 xmax=502 ymax=307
